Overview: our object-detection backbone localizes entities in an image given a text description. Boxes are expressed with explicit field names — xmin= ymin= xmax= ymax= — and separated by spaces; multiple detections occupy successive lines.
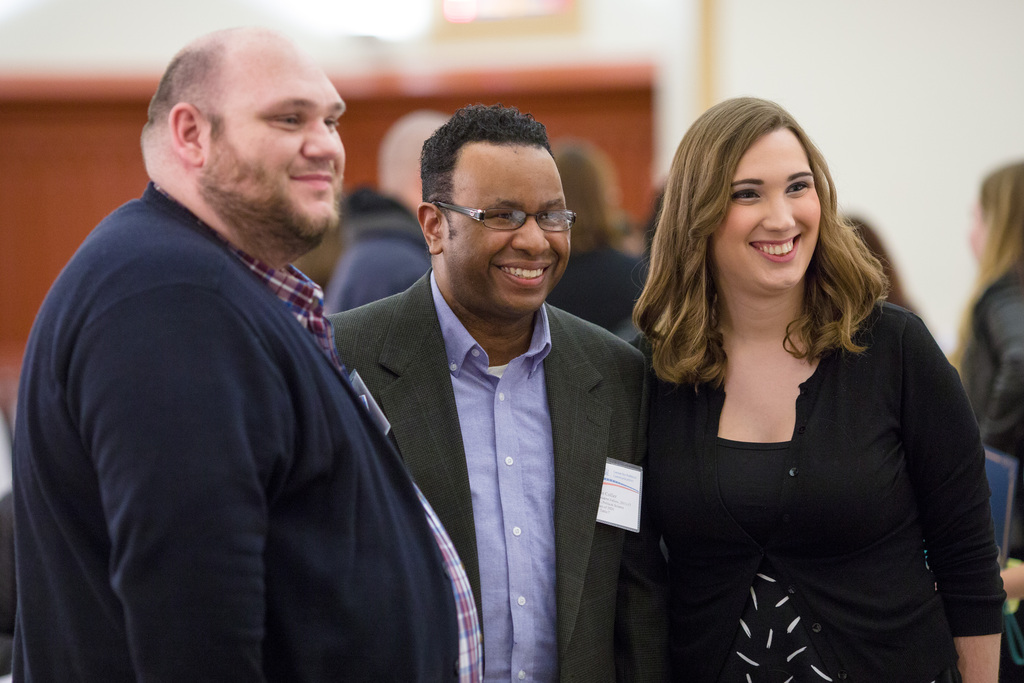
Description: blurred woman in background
xmin=952 ymin=161 xmax=1024 ymax=681
xmin=545 ymin=139 xmax=644 ymax=339
xmin=953 ymin=160 xmax=1024 ymax=490
xmin=846 ymin=214 xmax=917 ymax=312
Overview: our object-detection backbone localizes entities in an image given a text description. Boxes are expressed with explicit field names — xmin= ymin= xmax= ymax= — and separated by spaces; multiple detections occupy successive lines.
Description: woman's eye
xmin=731 ymin=189 xmax=758 ymax=201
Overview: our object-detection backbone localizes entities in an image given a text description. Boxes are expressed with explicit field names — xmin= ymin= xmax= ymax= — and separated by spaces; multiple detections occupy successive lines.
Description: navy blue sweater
xmin=13 ymin=184 xmax=459 ymax=681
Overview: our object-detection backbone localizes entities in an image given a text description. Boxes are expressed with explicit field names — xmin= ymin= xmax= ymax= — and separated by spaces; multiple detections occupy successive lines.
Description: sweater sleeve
xmin=68 ymin=284 xmax=288 ymax=681
xmin=974 ymin=284 xmax=1024 ymax=454
xmin=898 ymin=312 xmax=1005 ymax=636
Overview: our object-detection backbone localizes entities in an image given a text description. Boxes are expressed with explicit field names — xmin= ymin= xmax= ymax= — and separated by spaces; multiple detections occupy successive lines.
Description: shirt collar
xmin=430 ymin=271 xmax=551 ymax=378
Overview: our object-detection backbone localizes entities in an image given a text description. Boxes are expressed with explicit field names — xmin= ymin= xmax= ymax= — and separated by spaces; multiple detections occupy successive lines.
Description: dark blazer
xmin=329 ymin=274 xmax=669 ymax=681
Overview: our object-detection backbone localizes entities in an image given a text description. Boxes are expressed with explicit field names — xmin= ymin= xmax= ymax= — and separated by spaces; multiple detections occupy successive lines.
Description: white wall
xmin=2 ymin=0 xmax=1019 ymax=346
xmin=0 ymin=0 xmax=693 ymax=77
xmin=716 ymin=0 xmax=1024 ymax=348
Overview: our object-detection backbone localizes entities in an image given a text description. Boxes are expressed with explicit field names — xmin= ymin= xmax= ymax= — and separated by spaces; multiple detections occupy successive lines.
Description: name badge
xmin=349 ymin=369 xmax=391 ymax=436
xmin=596 ymin=458 xmax=642 ymax=533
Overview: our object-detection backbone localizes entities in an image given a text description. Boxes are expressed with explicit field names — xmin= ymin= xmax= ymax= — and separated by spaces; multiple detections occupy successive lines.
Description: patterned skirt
xmin=715 ymin=565 xmax=962 ymax=683
xmin=717 ymin=566 xmax=830 ymax=682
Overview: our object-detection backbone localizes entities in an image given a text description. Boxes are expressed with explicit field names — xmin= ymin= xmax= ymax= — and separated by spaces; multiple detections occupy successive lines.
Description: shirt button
xmin=837 ymin=671 xmax=848 ymax=680
xmin=513 ymin=526 xmax=522 ymax=536
xmin=788 ymin=467 xmax=799 ymax=477
xmin=811 ymin=622 xmax=822 ymax=633
xmin=449 ymin=362 xmax=457 ymax=372
xmin=517 ymin=596 xmax=526 ymax=606
xmin=505 ymin=456 xmax=514 ymax=466
xmin=499 ymin=392 xmax=506 ymax=401
xmin=471 ymin=349 xmax=480 ymax=357
xmin=518 ymin=672 xmax=526 ymax=680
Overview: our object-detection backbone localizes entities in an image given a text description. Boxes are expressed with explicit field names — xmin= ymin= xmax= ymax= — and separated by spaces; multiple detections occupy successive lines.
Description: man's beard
xmin=199 ymin=143 xmax=340 ymax=264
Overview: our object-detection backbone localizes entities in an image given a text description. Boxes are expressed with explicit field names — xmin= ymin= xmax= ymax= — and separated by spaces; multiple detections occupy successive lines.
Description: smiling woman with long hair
xmin=635 ymin=97 xmax=1004 ymax=682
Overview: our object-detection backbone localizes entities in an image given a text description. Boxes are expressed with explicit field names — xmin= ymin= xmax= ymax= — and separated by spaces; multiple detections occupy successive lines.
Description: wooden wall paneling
xmin=1 ymin=94 xmax=150 ymax=417
xmin=1 ymin=96 xmax=150 ymax=357
xmin=0 ymin=64 xmax=654 ymax=366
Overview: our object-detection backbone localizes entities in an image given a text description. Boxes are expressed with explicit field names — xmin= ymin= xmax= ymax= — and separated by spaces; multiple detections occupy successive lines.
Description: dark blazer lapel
xmin=544 ymin=307 xmax=613 ymax=657
xmin=374 ymin=279 xmax=482 ymax=612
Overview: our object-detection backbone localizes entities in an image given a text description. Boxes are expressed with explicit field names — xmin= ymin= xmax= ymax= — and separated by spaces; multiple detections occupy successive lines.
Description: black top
xmin=545 ymin=247 xmax=644 ymax=338
xmin=716 ymin=438 xmax=789 ymax=545
xmin=647 ymin=303 xmax=1004 ymax=682
xmin=715 ymin=439 xmax=830 ymax=682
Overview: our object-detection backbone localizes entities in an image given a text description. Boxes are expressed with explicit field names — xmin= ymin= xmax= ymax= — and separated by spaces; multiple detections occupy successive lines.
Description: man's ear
xmin=167 ymin=103 xmax=209 ymax=168
xmin=419 ymin=202 xmax=445 ymax=256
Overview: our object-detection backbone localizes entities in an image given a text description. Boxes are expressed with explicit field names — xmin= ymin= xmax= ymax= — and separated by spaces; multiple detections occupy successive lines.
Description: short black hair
xmin=420 ymin=103 xmax=551 ymax=203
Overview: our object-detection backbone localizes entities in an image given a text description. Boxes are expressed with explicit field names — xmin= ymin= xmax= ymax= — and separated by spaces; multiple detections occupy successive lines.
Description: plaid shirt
xmin=217 ymin=226 xmax=483 ymax=682
xmin=229 ymin=249 xmax=343 ymax=367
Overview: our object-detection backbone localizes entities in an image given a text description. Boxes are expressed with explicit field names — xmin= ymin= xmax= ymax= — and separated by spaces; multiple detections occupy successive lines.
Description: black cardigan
xmin=647 ymin=303 xmax=1004 ymax=682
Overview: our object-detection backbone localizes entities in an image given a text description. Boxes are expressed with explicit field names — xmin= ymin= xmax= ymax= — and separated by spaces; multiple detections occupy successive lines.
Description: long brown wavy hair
xmin=634 ymin=97 xmax=887 ymax=387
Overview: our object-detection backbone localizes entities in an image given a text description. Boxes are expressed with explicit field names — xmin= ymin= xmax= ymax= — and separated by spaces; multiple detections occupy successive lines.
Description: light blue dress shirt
xmin=431 ymin=273 xmax=558 ymax=683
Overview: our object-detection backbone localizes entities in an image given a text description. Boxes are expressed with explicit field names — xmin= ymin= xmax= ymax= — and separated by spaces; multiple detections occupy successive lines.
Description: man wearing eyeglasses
xmin=329 ymin=104 xmax=668 ymax=682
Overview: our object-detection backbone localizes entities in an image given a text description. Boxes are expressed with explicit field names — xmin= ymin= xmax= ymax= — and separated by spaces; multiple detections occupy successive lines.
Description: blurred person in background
xmin=640 ymin=185 xmax=665 ymax=264
xmin=952 ymin=161 xmax=1024 ymax=681
xmin=847 ymin=214 xmax=917 ymax=312
xmin=290 ymin=204 xmax=343 ymax=288
xmin=324 ymin=109 xmax=449 ymax=313
xmin=954 ymin=160 xmax=1024 ymax=487
xmin=546 ymin=139 xmax=644 ymax=339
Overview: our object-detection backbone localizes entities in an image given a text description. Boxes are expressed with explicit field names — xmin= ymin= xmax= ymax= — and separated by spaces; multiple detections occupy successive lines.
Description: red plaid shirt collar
xmin=228 ymin=248 xmax=343 ymax=371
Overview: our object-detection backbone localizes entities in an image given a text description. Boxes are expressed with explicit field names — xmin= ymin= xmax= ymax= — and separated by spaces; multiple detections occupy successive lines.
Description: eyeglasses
xmin=434 ymin=201 xmax=575 ymax=232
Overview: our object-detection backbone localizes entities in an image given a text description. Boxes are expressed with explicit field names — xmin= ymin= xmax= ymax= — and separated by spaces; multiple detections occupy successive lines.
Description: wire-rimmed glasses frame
xmin=433 ymin=201 xmax=575 ymax=232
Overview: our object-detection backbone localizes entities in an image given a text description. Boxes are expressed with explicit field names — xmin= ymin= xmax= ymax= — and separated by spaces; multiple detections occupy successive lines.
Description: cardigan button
xmin=811 ymin=622 xmax=822 ymax=633
xmin=788 ymin=467 xmax=799 ymax=477
xmin=837 ymin=671 xmax=848 ymax=680
xmin=797 ymin=426 xmax=806 ymax=434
